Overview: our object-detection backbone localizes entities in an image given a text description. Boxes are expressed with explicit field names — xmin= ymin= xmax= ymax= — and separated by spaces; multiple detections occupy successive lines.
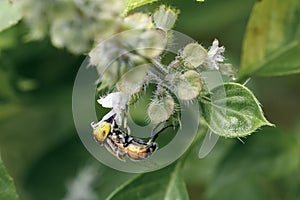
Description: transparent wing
xmin=198 ymin=129 xmax=219 ymax=159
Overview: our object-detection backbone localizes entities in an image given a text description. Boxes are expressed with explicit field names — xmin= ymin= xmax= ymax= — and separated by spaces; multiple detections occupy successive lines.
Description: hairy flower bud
xmin=116 ymin=65 xmax=149 ymax=94
xmin=153 ymin=5 xmax=178 ymax=30
xmin=181 ymin=43 xmax=207 ymax=69
xmin=147 ymin=94 xmax=174 ymax=124
xmin=175 ymin=70 xmax=202 ymax=100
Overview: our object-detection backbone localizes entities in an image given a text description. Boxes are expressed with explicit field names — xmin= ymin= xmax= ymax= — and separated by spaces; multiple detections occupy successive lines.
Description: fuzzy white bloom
xmin=207 ymin=39 xmax=225 ymax=70
xmin=97 ymin=92 xmax=129 ymax=124
xmin=98 ymin=91 xmax=129 ymax=110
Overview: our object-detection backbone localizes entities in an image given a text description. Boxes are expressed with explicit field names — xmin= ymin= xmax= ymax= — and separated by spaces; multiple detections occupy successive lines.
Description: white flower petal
xmin=97 ymin=92 xmax=129 ymax=110
xmin=207 ymin=39 xmax=219 ymax=57
xmin=207 ymin=39 xmax=225 ymax=70
xmin=97 ymin=93 xmax=114 ymax=108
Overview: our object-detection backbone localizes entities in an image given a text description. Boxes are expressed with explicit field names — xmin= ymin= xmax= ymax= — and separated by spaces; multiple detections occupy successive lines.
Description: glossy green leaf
xmin=240 ymin=0 xmax=300 ymax=79
xmin=0 ymin=155 xmax=18 ymax=200
xmin=106 ymin=162 xmax=189 ymax=200
xmin=0 ymin=0 xmax=22 ymax=32
xmin=201 ymin=83 xmax=273 ymax=138
xmin=124 ymin=0 xmax=159 ymax=15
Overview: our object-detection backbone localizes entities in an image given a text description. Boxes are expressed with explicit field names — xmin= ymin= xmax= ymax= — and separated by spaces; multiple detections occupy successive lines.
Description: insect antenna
xmin=149 ymin=122 xmax=164 ymax=138
xmin=104 ymin=113 xmax=117 ymax=124
xmin=123 ymin=104 xmax=129 ymax=134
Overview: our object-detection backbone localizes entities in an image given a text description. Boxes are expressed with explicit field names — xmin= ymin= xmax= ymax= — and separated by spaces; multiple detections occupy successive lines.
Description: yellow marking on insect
xmin=93 ymin=123 xmax=111 ymax=143
xmin=126 ymin=142 xmax=156 ymax=160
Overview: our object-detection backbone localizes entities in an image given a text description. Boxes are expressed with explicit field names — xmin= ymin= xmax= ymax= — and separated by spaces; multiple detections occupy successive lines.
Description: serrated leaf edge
xmin=201 ymin=82 xmax=274 ymax=138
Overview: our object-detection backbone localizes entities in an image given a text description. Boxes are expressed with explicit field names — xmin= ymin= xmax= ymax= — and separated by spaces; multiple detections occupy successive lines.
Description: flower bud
xmin=153 ymin=5 xmax=178 ymax=30
xmin=136 ymin=29 xmax=167 ymax=58
xmin=116 ymin=65 xmax=148 ymax=94
xmin=181 ymin=43 xmax=207 ymax=69
xmin=147 ymin=94 xmax=174 ymax=124
xmin=175 ymin=70 xmax=202 ymax=100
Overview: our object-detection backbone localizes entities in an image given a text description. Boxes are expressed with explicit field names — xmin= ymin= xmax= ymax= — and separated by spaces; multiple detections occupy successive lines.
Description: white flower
xmin=98 ymin=91 xmax=129 ymax=110
xmin=207 ymin=39 xmax=225 ymax=70
xmin=97 ymin=92 xmax=129 ymax=125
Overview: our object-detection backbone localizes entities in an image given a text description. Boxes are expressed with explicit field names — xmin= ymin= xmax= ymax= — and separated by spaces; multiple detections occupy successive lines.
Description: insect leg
xmin=149 ymin=122 xmax=164 ymax=138
xmin=150 ymin=124 xmax=174 ymax=143
xmin=104 ymin=113 xmax=117 ymax=124
xmin=123 ymin=104 xmax=131 ymax=135
xmin=91 ymin=121 xmax=97 ymax=129
xmin=131 ymin=138 xmax=148 ymax=145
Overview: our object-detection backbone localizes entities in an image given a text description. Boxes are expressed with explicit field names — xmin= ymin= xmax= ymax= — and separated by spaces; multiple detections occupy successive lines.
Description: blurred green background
xmin=1 ymin=0 xmax=300 ymax=199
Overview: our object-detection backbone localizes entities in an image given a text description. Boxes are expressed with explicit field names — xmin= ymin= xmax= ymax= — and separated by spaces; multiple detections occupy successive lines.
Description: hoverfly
xmin=91 ymin=113 xmax=171 ymax=161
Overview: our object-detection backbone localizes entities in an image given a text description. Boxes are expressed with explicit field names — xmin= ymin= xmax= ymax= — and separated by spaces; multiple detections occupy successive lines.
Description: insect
xmin=91 ymin=113 xmax=171 ymax=161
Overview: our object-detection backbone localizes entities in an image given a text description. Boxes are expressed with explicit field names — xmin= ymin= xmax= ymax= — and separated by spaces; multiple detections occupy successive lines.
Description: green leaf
xmin=0 ymin=0 xmax=22 ymax=32
xmin=239 ymin=0 xmax=300 ymax=78
xmin=124 ymin=0 xmax=159 ymax=15
xmin=0 ymin=154 xmax=18 ymax=200
xmin=201 ymin=83 xmax=273 ymax=138
xmin=106 ymin=162 xmax=189 ymax=200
